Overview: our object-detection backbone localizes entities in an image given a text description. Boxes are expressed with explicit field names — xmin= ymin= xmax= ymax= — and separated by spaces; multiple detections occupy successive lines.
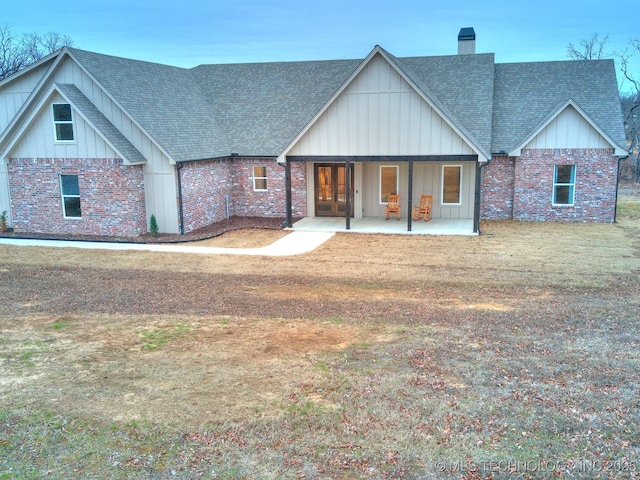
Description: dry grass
xmin=0 ymin=195 xmax=639 ymax=479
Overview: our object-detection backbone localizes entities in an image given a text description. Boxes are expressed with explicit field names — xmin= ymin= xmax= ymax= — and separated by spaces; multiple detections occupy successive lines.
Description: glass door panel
xmin=314 ymin=164 xmax=354 ymax=217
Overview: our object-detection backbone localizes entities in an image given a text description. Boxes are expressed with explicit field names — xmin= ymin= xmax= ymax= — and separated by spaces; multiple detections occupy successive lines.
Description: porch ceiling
xmin=285 ymin=155 xmax=479 ymax=163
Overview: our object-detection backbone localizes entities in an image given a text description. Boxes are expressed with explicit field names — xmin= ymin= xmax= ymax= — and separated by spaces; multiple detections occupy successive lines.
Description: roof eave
xmin=0 ymin=48 xmax=61 ymax=88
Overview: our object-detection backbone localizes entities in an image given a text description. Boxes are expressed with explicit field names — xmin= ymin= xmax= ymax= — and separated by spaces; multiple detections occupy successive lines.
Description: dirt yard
xmin=1 ymin=196 xmax=639 ymax=479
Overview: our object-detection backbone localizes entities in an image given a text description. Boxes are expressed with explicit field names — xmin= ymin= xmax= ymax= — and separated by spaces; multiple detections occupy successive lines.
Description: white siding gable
xmin=288 ymin=54 xmax=475 ymax=157
xmin=0 ymin=62 xmax=51 ymax=133
xmin=10 ymin=92 xmax=118 ymax=159
xmin=524 ymin=104 xmax=610 ymax=150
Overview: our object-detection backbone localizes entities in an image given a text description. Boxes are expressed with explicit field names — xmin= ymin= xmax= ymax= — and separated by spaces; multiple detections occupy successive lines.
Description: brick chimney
xmin=458 ymin=27 xmax=476 ymax=55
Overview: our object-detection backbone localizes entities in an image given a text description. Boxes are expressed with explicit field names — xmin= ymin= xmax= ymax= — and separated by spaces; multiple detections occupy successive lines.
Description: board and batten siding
xmin=11 ymin=93 xmax=119 ymax=159
xmin=0 ymin=163 xmax=10 ymax=226
xmin=288 ymin=54 xmax=476 ymax=157
xmin=360 ymin=162 xmax=475 ymax=219
xmin=524 ymin=105 xmax=610 ymax=150
xmin=4 ymin=57 xmax=179 ymax=233
xmin=0 ymin=62 xmax=51 ymax=132
xmin=0 ymin=62 xmax=52 ymax=225
xmin=52 ymin=58 xmax=179 ymax=233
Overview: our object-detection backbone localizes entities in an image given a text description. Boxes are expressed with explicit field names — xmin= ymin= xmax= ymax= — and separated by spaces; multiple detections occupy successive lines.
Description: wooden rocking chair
xmin=412 ymin=194 xmax=432 ymax=222
xmin=385 ymin=194 xmax=401 ymax=220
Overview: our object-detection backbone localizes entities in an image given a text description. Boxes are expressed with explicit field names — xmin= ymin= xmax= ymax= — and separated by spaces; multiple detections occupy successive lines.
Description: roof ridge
xmin=67 ymin=46 xmax=191 ymax=71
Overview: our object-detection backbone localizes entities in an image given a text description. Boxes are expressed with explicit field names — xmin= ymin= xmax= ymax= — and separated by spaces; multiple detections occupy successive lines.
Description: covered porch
xmin=277 ymin=49 xmax=490 ymax=236
xmin=289 ymin=216 xmax=476 ymax=235
xmin=283 ymin=155 xmax=482 ymax=235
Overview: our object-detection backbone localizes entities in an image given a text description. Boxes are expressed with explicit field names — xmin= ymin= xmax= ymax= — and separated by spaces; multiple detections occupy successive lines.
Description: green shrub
xmin=149 ymin=214 xmax=159 ymax=236
xmin=0 ymin=210 xmax=7 ymax=232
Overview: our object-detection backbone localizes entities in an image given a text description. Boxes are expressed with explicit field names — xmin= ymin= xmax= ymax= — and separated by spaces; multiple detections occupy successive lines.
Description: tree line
xmin=0 ymin=25 xmax=72 ymax=80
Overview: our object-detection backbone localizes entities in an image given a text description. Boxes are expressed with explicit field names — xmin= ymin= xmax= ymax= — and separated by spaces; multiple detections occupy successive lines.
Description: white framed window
xmin=60 ymin=174 xmax=81 ymax=218
xmin=52 ymin=103 xmax=75 ymax=142
xmin=252 ymin=166 xmax=267 ymax=191
xmin=553 ymin=165 xmax=576 ymax=206
xmin=441 ymin=165 xmax=462 ymax=205
xmin=379 ymin=165 xmax=398 ymax=203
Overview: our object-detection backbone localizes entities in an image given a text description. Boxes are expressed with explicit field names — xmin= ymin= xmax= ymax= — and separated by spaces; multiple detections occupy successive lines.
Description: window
xmin=380 ymin=166 xmax=398 ymax=203
xmin=442 ymin=165 xmax=462 ymax=205
xmin=253 ymin=166 xmax=267 ymax=191
xmin=53 ymin=103 xmax=74 ymax=141
xmin=553 ymin=165 xmax=576 ymax=205
xmin=60 ymin=174 xmax=81 ymax=218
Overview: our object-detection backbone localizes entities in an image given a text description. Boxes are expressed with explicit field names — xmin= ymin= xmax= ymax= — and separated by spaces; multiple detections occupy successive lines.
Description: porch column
xmin=473 ymin=161 xmax=482 ymax=233
xmin=285 ymin=157 xmax=292 ymax=228
xmin=407 ymin=159 xmax=414 ymax=232
xmin=345 ymin=159 xmax=351 ymax=230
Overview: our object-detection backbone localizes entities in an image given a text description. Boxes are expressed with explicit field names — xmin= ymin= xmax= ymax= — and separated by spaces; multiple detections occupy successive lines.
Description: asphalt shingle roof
xmin=191 ymin=59 xmax=360 ymax=157
xmin=492 ymin=59 xmax=626 ymax=153
xmin=63 ymin=47 xmax=625 ymax=162
xmin=398 ymin=53 xmax=495 ymax=157
xmin=68 ymin=48 xmax=228 ymax=161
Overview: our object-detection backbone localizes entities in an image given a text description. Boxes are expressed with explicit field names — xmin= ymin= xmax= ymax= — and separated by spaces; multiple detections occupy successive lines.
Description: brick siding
xmin=179 ymin=157 xmax=306 ymax=233
xmin=178 ymin=158 xmax=234 ymax=233
xmin=8 ymin=149 xmax=617 ymax=237
xmin=481 ymin=149 xmax=618 ymax=222
xmin=481 ymin=155 xmax=515 ymax=219
xmin=513 ymin=149 xmax=618 ymax=222
xmin=8 ymin=158 xmax=146 ymax=236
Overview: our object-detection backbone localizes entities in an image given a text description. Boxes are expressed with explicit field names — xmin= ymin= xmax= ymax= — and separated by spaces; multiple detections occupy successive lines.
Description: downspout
xmin=176 ymin=162 xmax=185 ymax=234
xmin=613 ymin=154 xmax=628 ymax=223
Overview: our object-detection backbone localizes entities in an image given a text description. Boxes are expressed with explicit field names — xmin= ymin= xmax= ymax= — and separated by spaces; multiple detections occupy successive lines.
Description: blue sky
xmin=4 ymin=0 xmax=639 ymax=91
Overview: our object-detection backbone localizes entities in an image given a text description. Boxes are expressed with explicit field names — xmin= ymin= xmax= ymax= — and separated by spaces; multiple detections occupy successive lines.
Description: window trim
xmin=52 ymin=103 xmax=75 ymax=143
xmin=441 ymin=165 xmax=463 ymax=206
xmin=60 ymin=174 xmax=82 ymax=219
xmin=252 ymin=165 xmax=268 ymax=191
xmin=379 ymin=165 xmax=399 ymax=204
xmin=552 ymin=164 xmax=576 ymax=206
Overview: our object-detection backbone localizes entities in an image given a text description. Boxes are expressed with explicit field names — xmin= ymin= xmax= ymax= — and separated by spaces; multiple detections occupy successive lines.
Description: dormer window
xmin=53 ymin=103 xmax=74 ymax=141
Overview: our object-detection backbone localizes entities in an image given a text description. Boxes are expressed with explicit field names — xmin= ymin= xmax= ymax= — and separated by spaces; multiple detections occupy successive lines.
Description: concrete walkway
xmin=0 ymin=231 xmax=335 ymax=256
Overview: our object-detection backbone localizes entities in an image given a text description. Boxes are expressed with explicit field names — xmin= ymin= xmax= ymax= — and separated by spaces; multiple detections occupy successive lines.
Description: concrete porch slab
xmin=289 ymin=217 xmax=476 ymax=235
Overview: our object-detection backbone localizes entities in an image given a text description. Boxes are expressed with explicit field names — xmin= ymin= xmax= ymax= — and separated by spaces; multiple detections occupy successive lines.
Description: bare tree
xmin=0 ymin=25 xmax=26 ymax=80
xmin=619 ymin=40 xmax=640 ymax=182
xmin=568 ymin=34 xmax=640 ymax=183
xmin=0 ymin=25 xmax=73 ymax=80
xmin=567 ymin=33 xmax=610 ymax=60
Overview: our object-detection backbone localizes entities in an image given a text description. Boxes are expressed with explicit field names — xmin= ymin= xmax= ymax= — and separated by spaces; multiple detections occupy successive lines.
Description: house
xmin=0 ymin=29 xmax=627 ymax=237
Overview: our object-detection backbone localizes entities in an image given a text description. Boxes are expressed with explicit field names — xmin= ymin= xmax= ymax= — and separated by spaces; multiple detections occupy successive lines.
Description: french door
xmin=314 ymin=164 xmax=354 ymax=217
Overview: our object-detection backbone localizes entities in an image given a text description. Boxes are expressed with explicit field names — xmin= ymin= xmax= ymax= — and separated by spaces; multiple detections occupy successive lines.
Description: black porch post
xmin=473 ymin=161 xmax=482 ymax=234
xmin=407 ymin=159 xmax=414 ymax=232
xmin=345 ymin=159 xmax=351 ymax=230
xmin=285 ymin=157 xmax=292 ymax=228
